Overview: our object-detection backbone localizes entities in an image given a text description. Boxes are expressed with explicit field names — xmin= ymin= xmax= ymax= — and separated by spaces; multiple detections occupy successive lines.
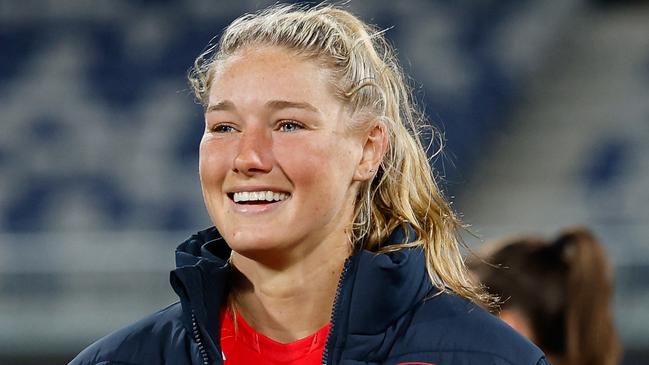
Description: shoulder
xmin=69 ymin=302 xmax=189 ymax=365
xmin=394 ymin=291 xmax=546 ymax=364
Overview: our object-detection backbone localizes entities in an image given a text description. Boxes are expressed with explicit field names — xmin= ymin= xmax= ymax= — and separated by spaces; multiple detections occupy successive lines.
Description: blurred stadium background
xmin=1 ymin=0 xmax=647 ymax=364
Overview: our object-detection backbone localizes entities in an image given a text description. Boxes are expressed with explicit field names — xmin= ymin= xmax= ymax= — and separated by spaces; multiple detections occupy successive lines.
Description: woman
xmin=468 ymin=227 xmax=620 ymax=365
xmin=71 ymin=4 xmax=548 ymax=365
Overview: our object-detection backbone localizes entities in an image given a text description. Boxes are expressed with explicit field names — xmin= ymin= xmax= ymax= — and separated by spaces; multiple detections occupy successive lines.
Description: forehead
xmin=208 ymin=47 xmax=338 ymax=105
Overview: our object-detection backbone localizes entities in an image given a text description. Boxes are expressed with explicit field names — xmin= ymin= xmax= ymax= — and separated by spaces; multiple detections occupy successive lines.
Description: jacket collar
xmin=170 ymin=227 xmax=231 ymax=340
xmin=170 ymin=225 xmax=433 ymax=338
xmin=347 ymin=239 xmax=433 ymax=334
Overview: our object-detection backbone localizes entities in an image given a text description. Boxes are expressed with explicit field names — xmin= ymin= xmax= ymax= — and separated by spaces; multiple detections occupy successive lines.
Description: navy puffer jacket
xmin=70 ymin=226 xmax=551 ymax=365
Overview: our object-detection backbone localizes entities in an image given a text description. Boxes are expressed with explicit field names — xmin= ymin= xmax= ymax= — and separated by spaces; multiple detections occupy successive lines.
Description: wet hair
xmin=468 ymin=227 xmax=620 ymax=365
xmin=188 ymin=4 xmax=487 ymax=304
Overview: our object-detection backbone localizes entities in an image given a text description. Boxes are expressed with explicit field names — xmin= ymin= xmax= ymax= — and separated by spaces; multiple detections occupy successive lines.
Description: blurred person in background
xmin=468 ymin=226 xmax=621 ymax=365
xmin=70 ymin=4 xmax=549 ymax=365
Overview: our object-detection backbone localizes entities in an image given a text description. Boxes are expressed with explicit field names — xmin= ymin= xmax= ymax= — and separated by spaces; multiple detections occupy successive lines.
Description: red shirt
xmin=220 ymin=310 xmax=331 ymax=365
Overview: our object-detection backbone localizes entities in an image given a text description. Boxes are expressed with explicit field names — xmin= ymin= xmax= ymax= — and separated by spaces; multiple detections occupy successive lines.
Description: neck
xmin=546 ymin=353 xmax=565 ymax=365
xmin=228 ymin=234 xmax=351 ymax=343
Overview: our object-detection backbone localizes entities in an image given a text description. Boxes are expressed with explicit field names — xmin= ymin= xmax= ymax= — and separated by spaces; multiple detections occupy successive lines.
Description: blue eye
xmin=210 ymin=124 xmax=236 ymax=133
xmin=278 ymin=120 xmax=304 ymax=132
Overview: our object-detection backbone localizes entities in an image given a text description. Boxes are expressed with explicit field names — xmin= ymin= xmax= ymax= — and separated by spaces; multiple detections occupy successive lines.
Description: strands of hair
xmin=188 ymin=3 xmax=490 ymax=306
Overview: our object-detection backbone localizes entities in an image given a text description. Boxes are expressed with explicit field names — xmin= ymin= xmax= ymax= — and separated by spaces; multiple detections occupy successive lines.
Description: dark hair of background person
xmin=468 ymin=227 xmax=621 ymax=365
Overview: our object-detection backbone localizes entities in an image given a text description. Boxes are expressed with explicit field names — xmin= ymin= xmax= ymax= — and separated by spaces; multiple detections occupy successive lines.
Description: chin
xmin=225 ymin=231 xmax=287 ymax=255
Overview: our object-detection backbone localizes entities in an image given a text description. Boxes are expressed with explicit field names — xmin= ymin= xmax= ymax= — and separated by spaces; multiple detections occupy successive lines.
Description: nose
xmin=233 ymin=127 xmax=274 ymax=175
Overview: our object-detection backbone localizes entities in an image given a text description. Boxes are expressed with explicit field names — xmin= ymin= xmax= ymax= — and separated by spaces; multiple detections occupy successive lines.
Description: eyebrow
xmin=206 ymin=100 xmax=319 ymax=113
xmin=265 ymin=100 xmax=319 ymax=113
xmin=206 ymin=100 xmax=235 ymax=113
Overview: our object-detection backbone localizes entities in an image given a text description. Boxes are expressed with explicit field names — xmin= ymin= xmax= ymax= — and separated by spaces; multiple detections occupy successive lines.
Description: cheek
xmin=199 ymin=138 xmax=230 ymax=184
xmin=276 ymin=137 xmax=358 ymax=193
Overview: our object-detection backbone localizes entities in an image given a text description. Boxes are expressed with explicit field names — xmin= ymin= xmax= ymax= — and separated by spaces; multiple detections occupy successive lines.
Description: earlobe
xmin=353 ymin=122 xmax=388 ymax=182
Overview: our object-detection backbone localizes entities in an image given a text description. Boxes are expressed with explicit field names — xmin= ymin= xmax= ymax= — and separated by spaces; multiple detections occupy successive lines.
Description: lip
xmin=227 ymin=194 xmax=289 ymax=214
xmin=226 ymin=185 xmax=291 ymax=194
xmin=225 ymin=185 xmax=291 ymax=214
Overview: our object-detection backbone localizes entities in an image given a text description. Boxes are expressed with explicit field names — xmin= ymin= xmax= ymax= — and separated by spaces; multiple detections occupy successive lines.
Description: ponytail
xmin=468 ymin=227 xmax=621 ymax=365
xmin=557 ymin=228 xmax=620 ymax=365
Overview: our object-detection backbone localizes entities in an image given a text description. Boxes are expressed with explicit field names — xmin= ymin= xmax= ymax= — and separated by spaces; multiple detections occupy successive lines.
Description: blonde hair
xmin=189 ymin=4 xmax=488 ymax=304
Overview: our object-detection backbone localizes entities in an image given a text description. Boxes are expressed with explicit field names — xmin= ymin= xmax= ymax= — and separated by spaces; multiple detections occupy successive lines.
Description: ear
xmin=353 ymin=121 xmax=388 ymax=182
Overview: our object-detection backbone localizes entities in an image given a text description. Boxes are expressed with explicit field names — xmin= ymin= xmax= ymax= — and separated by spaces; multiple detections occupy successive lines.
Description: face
xmin=199 ymin=47 xmax=368 ymax=259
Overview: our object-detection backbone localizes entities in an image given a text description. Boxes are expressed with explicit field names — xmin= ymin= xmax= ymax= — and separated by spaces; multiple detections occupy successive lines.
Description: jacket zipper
xmin=322 ymin=257 xmax=352 ymax=365
xmin=191 ymin=310 xmax=211 ymax=365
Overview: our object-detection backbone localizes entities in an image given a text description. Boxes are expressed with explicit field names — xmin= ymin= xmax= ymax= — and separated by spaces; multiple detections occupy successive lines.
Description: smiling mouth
xmin=228 ymin=191 xmax=290 ymax=204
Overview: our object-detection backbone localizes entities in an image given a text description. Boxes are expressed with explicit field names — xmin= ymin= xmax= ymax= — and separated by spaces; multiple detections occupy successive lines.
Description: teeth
xmin=233 ymin=191 xmax=289 ymax=203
